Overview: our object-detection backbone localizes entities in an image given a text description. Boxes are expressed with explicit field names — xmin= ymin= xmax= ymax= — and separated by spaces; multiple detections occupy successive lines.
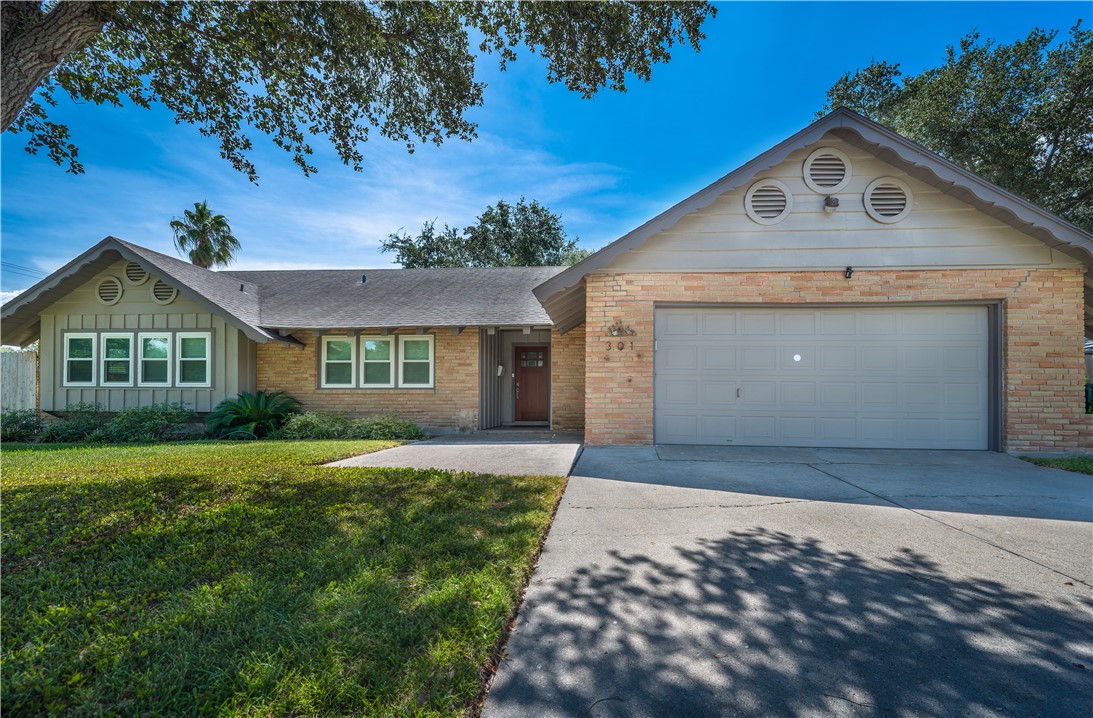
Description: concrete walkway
xmin=484 ymin=447 xmax=1093 ymax=718
xmin=327 ymin=430 xmax=582 ymax=476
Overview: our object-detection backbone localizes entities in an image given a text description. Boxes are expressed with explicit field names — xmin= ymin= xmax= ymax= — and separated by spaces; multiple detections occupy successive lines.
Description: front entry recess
xmin=515 ymin=345 xmax=550 ymax=422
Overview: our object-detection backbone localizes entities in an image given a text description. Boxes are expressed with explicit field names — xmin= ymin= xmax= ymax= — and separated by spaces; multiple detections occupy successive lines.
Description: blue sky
xmin=1 ymin=1 xmax=1086 ymax=300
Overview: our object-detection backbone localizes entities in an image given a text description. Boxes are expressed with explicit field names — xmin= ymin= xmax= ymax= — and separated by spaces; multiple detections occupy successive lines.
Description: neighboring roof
xmin=1 ymin=237 xmax=272 ymax=346
xmin=534 ymin=108 xmax=1093 ymax=334
xmin=223 ymin=266 xmax=563 ymax=329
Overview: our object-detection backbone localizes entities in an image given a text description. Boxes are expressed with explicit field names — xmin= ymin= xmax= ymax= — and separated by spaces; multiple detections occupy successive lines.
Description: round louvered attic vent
xmin=150 ymin=279 xmax=178 ymax=305
xmin=96 ymin=276 xmax=124 ymax=305
xmin=744 ymin=180 xmax=793 ymax=225
xmin=803 ymin=148 xmax=852 ymax=193
xmin=864 ymin=177 xmax=913 ymax=223
xmin=124 ymin=261 xmax=149 ymax=285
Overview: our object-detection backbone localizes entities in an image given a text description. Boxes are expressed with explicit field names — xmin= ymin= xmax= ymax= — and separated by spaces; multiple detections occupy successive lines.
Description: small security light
xmin=824 ymin=196 xmax=840 ymax=213
xmin=845 ymin=266 xmax=854 ymax=279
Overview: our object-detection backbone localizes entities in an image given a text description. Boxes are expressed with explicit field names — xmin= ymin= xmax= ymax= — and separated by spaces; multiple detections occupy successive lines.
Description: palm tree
xmin=170 ymin=201 xmax=241 ymax=269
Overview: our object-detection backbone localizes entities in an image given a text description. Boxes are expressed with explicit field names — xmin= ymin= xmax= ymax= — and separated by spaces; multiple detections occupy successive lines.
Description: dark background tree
xmin=382 ymin=197 xmax=589 ymax=268
xmin=170 ymin=201 xmax=240 ymax=268
xmin=2 ymin=1 xmax=715 ymax=180
xmin=822 ymin=23 xmax=1092 ymax=231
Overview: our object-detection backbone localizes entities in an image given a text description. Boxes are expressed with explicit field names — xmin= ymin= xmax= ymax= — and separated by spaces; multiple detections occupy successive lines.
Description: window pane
xmin=180 ymin=336 xmax=207 ymax=359
xmin=104 ymin=360 xmax=130 ymax=383
xmin=403 ymin=362 xmax=430 ymax=384
xmin=68 ymin=360 xmax=92 ymax=383
xmin=364 ymin=340 xmax=390 ymax=360
xmin=105 ymin=337 xmax=131 ymax=359
xmin=402 ymin=340 xmax=430 ymax=361
xmin=179 ymin=360 xmax=207 ymax=383
xmin=142 ymin=360 xmax=168 ymax=383
xmin=325 ymin=363 xmax=352 ymax=385
xmin=326 ymin=340 xmax=352 ymax=361
xmin=143 ymin=337 xmax=169 ymax=359
xmin=68 ymin=337 xmax=93 ymax=359
xmin=363 ymin=363 xmax=391 ymax=385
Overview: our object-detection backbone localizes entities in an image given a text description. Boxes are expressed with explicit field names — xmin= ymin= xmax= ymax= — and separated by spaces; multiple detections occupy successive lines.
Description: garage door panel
xmin=862 ymin=346 xmax=898 ymax=370
xmin=660 ymin=346 xmax=698 ymax=371
xmin=780 ymin=313 xmax=816 ymax=335
xmin=660 ymin=379 xmax=698 ymax=405
xmin=702 ymin=346 xmax=736 ymax=370
xmin=741 ymin=313 xmax=776 ymax=335
xmin=654 ymin=306 xmax=989 ymax=449
xmin=702 ymin=381 xmax=737 ymax=406
xmin=702 ymin=313 xmax=737 ymax=335
xmin=820 ymin=346 xmax=857 ymax=371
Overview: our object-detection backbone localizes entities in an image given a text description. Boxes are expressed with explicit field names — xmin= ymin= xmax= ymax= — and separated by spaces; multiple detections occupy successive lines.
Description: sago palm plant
xmin=206 ymin=390 xmax=301 ymax=439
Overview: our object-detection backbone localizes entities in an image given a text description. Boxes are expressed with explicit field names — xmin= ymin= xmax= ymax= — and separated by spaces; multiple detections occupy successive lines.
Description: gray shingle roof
xmin=223 ymin=266 xmax=564 ymax=329
xmin=113 ymin=239 xmax=264 ymax=331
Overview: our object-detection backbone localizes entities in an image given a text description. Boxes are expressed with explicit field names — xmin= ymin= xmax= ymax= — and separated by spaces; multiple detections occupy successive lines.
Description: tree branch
xmin=1 ymin=1 xmax=115 ymax=130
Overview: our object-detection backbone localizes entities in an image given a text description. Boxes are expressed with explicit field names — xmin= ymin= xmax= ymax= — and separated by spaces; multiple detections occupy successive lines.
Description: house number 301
xmin=606 ymin=341 xmax=633 ymax=351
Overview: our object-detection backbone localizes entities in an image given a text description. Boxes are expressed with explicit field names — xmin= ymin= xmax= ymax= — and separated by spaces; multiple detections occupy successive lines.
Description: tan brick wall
xmin=257 ymin=330 xmax=480 ymax=430
xmin=584 ymin=269 xmax=1092 ymax=452
xmin=551 ymin=325 xmax=585 ymax=432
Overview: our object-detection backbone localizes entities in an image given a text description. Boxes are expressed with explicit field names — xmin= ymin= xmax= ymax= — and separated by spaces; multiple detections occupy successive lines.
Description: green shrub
xmin=206 ymin=390 xmax=301 ymax=439
xmin=278 ymin=411 xmax=425 ymax=441
xmin=39 ymin=403 xmax=109 ymax=443
xmin=104 ymin=402 xmax=199 ymax=443
xmin=281 ymin=411 xmax=353 ymax=440
xmin=348 ymin=413 xmax=426 ymax=440
xmin=0 ymin=409 xmax=43 ymax=442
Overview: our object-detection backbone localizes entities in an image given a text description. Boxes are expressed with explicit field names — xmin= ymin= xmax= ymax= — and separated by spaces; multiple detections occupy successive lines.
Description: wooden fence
xmin=1 ymin=351 xmax=37 ymax=411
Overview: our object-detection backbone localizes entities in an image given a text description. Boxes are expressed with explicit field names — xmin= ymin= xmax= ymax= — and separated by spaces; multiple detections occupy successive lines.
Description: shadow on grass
xmin=3 ymin=468 xmax=561 ymax=716
xmin=487 ymin=527 xmax=1093 ymax=717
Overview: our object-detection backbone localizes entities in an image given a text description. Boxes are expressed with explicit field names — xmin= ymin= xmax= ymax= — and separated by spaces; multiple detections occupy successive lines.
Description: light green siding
xmin=39 ymin=260 xmax=259 ymax=412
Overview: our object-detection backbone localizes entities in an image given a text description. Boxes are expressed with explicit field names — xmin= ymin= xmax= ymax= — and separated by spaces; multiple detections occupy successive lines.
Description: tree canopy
xmin=382 ymin=197 xmax=590 ymax=268
xmin=2 ymin=1 xmax=715 ymax=180
xmin=822 ymin=22 xmax=1093 ymax=231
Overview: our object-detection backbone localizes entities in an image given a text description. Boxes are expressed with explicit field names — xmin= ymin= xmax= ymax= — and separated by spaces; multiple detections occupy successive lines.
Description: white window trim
xmin=100 ymin=332 xmax=135 ymax=387
xmin=137 ymin=332 xmax=172 ymax=387
xmin=321 ymin=335 xmax=356 ymax=388
xmin=398 ymin=335 xmax=435 ymax=389
xmin=176 ymin=332 xmax=212 ymax=388
xmin=359 ymin=336 xmax=395 ymax=388
xmin=63 ymin=332 xmax=97 ymax=387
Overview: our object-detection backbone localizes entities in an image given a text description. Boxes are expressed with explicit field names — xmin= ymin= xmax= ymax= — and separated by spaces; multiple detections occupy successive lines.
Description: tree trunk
xmin=1 ymin=1 xmax=111 ymax=131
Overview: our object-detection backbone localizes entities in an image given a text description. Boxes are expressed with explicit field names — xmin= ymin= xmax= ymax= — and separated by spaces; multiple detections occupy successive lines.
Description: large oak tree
xmin=382 ymin=197 xmax=589 ymax=267
xmin=822 ymin=23 xmax=1093 ymax=231
xmin=2 ymin=1 xmax=715 ymax=179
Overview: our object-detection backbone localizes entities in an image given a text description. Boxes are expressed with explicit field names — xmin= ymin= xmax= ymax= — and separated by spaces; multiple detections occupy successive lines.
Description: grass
xmin=1 ymin=441 xmax=567 ymax=717
xmin=1021 ymin=455 xmax=1093 ymax=475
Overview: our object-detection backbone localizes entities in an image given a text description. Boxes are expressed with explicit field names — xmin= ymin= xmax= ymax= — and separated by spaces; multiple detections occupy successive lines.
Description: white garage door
xmin=654 ymin=306 xmax=990 ymax=449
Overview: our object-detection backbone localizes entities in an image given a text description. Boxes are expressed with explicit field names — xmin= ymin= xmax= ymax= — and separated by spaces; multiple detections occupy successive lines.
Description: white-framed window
xmin=176 ymin=332 xmax=212 ymax=387
xmin=398 ymin=335 xmax=434 ymax=388
xmin=101 ymin=333 xmax=134 ymax=386
xmin=63 ymin=333 xmax=96 ymax=386
xmin=360 ymin=336 xmax=394 ymax=388
xmin=321 ymin=336 xmax=356 ymax=388
xmin=138 ymin=333 xmax=172 ymax=387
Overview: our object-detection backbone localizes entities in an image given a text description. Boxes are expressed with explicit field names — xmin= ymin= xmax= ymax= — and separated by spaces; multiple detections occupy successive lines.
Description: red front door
xmin=515 ymin=345 xmax=550 ymax=422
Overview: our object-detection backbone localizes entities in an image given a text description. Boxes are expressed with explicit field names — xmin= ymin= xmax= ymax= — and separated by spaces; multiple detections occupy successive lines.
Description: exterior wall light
xmin=845 ymin=266 xmax=854 ymax=279
xmin=824 ymin=196 xmax=840 ymax=213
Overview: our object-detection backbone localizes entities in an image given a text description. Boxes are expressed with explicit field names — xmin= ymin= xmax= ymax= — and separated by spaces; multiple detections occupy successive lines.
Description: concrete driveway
xmin=327 ymin=431 xmax=582 ymax=476
xmin=484 ymin=447 xmax=1093 ymax=718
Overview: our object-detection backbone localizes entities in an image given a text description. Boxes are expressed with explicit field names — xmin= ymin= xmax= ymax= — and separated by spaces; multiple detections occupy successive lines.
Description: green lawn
xmin=1 ymin=441 xmax=566 ymax=717
xmin=1021 ymin=455 xmax=1093 ymax=475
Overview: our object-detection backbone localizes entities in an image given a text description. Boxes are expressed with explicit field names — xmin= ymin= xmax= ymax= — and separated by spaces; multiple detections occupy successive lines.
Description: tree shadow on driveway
xmin=486 ymin=527 xmax=1093 ymax=718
